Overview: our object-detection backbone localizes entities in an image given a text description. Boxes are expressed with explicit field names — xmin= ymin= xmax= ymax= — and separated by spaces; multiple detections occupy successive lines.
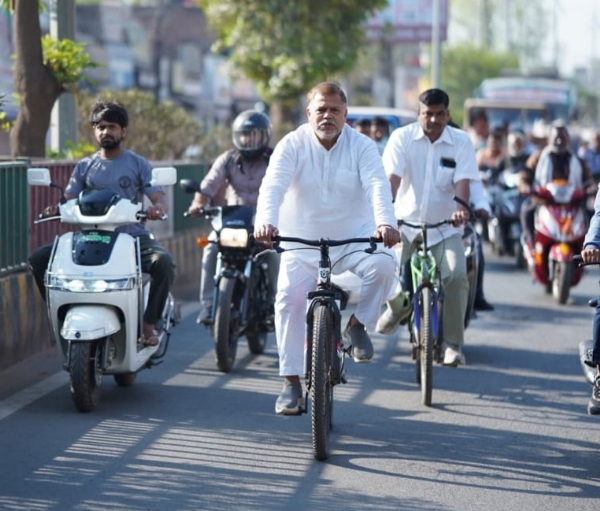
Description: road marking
xmin=0 ymin=301 xmax=199 ymax=422
xmin=0 ymin=372 xmax=68 ymax=421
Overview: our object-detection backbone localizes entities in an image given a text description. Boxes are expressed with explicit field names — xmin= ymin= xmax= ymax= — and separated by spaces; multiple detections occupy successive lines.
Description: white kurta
xmin=255 ymin=123 xmax=399 ymax=376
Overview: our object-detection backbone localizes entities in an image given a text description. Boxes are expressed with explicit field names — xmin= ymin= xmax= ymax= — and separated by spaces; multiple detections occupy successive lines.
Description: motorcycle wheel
xmin=246 ymin=268 xmax=269 ymax=355
xmin=69 ymin=340 xmax=103 ymax=413
xmin=214 ymin=276 xmax=240 ymax=373
xmin=553 ymin=261 xmax=573 ymax=305
xmin=114 ymin=372 xmax=137 ymax=387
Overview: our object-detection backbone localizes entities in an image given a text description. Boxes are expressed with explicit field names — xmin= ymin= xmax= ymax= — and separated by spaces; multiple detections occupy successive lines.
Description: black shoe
xmin=474 ymin=298 xmax=494 ymax=311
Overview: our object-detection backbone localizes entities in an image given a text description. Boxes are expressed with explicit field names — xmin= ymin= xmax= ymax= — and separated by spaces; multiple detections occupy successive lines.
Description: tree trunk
xmin=10 ymin=0 xmax=62 ymax=158
xmin=269 ymin=100 xmax=298 ymax=145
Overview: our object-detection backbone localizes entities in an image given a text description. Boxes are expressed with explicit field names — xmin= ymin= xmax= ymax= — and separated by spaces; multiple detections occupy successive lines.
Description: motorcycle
xmin=28 ymin=166 xmax=180 ymax=412
xmin=180 ymin=179 xmax=275 ymax=373
xmin=487 ymin=169 xmax=525 ymax=267
xmin=522 ymin=179 xmax=587 ymax=304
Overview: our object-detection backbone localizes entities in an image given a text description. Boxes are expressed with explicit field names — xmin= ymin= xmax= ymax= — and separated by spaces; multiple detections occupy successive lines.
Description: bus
xmin=474 ymin=76 xmax=577 ymax=123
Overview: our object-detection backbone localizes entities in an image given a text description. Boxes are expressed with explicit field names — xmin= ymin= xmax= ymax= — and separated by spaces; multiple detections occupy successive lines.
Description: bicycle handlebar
xmin=272 ymin=235 xmax=381 ymax=253
xmin=397 ymin=219 xmax=454 ymax=230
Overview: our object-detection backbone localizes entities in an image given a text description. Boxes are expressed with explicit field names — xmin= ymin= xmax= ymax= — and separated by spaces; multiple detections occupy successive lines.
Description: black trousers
xmin=28 ymin=234 xmax=175 ymax=325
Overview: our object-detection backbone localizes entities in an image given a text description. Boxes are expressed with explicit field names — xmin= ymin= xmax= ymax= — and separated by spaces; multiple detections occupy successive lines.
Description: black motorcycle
xmin=180 ymin=179 xmax=275 ymax=372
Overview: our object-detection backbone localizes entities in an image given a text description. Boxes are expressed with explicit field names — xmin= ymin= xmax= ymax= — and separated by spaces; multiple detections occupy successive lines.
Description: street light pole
xmin=49 ymin=0 xmax=78 ymax=154
xmin=431 ymin=0 xmax=441 ymax=88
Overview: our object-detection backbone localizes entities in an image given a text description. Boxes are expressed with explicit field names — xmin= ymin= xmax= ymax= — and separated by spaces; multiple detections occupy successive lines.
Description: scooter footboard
xmin=61 ymin=305 xmax=121 ymax=340
xmin=579 ymin=339 xmax=597 ymax=386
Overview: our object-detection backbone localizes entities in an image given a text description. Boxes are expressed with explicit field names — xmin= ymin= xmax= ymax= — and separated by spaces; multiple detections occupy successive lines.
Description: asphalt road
xmin=1 ymin=248 xmax=600 ymax=511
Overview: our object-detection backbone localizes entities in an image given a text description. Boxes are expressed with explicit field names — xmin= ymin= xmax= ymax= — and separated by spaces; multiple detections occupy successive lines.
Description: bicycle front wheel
xmin=311 ymin=303 xmax=334 ymax=461
xmin=420 ymin=287 xmax=433 ymax=406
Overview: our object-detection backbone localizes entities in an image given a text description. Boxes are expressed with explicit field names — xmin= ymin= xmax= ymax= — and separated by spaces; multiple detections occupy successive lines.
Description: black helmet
xmin=232 ymin=110 xmax=272 ymax=160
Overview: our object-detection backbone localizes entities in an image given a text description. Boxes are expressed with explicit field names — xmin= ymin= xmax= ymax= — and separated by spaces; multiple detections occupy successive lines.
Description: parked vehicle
xmin=522 ymin=180 xmax=587 ymax=304
xmin=180 ymin=179 xmax=275 ymax=373
xmin=27 ymin=166 xmax=180 ymax=412
xmin=346 ymin=106 xmax=416 ymax=133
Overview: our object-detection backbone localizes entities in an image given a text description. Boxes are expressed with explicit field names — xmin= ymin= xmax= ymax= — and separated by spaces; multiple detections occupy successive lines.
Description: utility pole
xmin=49 ymin=0 xmax=78 ymax=154
xmin=431 ymin=0 xmax=441 ymax=88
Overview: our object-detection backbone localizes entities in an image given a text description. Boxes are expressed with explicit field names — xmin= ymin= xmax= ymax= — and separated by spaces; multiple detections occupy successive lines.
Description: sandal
xmin=139 ymin=328 xmax=160 ymax=346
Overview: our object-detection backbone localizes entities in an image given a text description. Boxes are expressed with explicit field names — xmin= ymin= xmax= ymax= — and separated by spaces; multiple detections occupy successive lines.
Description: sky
xmin=542 ymin=0 xmax=598 ymax=76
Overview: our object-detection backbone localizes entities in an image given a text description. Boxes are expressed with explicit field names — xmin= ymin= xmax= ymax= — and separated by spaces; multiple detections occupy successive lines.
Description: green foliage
xmin=197 ymin=0 xmax=387 ymax=104
xmin=76 ymin=89 xmax=204 ymax=161
xmin=45 ymin=139 xmax=97 ymax=159
xmin=437 ymin=43 xmax=519 ymax=126
xmin=41 ymin=35 xmax=99 ymax=92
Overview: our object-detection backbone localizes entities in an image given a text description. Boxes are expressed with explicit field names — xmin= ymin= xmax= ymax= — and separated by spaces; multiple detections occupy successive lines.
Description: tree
xmin=448 ymin=0 xmax=548 ymax=72
xmin=3 ymin=1 xmax=97 ymax=157
xmin=438 ymin=43 xmax=519 ymax=126
xmin=196 ymin=0 xmax=387 ymax=139
xmin=76 ymin=89 xmax=203 ymax=161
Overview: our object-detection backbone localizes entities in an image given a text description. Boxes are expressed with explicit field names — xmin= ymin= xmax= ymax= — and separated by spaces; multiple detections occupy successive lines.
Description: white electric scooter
xmin=28 ymin=166 xmax=180 ymax=412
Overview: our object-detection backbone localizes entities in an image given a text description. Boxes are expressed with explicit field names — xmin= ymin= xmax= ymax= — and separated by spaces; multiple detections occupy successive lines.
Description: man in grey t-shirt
xmin=28 ymin=99 xmax=175 ymax=346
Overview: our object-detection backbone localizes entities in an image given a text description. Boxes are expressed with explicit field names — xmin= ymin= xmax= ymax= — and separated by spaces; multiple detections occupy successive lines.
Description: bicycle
xmin=272 ymin=235 xmax=380 ymax=461
xmin=399 ymin=198 xmax=473 ymax=407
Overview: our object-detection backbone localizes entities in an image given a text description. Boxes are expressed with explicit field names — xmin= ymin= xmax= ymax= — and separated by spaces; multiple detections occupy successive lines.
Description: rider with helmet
xmin=187 ymin=110 xmax=279 ymax=324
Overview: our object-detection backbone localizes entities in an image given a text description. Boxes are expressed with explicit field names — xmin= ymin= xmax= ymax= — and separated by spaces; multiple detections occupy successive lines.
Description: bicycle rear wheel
xmin=420 ymin=287 xmax=433 ymax=406
xmin=311 ymin=303 xmax=334 ymax=461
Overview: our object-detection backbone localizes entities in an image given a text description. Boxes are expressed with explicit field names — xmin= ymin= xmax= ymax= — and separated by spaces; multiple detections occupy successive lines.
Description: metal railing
xmin=0 ymin=159 xmax=206 ymax=276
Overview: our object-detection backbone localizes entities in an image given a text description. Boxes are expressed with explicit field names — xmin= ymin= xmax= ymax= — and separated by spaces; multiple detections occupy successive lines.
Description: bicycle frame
xmin=409 ymin=246 xmax=443 ymax=356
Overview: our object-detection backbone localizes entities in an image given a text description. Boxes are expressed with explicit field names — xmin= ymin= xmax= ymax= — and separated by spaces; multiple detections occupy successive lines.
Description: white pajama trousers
xmin=275 ymin=247 xmax=399 ymax=376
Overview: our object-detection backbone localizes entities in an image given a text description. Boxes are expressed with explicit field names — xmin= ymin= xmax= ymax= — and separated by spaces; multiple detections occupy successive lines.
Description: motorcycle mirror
xmin=27 ymin=168 xmax=52 ymax=186
xmin=150 ymin=166 xmax=177 ymax=186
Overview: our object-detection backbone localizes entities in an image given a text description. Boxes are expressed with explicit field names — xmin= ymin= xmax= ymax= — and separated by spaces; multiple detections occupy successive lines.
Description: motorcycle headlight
xmin=220 ymin=228 xmax=249 ymax=248
xmin=47 ymin=276 xmax=136 ymax=292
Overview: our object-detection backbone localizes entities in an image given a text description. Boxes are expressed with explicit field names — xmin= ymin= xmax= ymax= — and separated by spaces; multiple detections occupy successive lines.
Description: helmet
xmin=232 ymin=110 xmax=272 ymax=160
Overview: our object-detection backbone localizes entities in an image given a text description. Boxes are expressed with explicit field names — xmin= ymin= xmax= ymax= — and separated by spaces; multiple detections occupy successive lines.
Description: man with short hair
xmin=254 ymin=82 xmax=400 ymax=415
xmin=28 ymin=98 xmax=175 ymax=347
xmin=376 ymin=88 xmax=480 ymax=366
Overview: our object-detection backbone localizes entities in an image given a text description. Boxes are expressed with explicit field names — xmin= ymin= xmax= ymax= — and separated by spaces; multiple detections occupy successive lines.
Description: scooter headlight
xmin=219 ymin=228 xmax=249 ymax=248
xmin=47 ymin=276 xmax=136 ymax=292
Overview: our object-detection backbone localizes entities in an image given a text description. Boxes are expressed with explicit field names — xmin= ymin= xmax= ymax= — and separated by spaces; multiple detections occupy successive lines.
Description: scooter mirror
xmin=151 ymin=166 xmax=177 ymax=186
xmin=27 ymin=168 xmax=52 ymax=186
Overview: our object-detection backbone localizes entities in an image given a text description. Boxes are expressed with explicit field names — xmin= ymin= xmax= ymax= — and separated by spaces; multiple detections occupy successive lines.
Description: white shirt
xmin=255 ymin=123 xmax=397 ymax=239
xmin=382 ymin=122 xmax=480 ymax=245
xmin=470 ymin=179 xmax=491 ymax=215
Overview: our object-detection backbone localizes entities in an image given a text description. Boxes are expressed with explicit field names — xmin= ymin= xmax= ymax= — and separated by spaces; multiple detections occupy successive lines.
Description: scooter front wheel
xmin=69 ymin=340 xmax=103 ymax=412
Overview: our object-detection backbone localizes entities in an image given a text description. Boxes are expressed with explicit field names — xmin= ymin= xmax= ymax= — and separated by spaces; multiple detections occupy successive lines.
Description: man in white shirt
xmin=254 ymin=82 xmax=400 ymax=415
xmin=376 ymin=88 xmax=479 ymax=366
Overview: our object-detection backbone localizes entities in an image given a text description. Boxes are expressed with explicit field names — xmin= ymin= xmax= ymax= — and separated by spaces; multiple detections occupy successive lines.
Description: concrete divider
xmin=0 ymin=228 xmax=206 ymax=371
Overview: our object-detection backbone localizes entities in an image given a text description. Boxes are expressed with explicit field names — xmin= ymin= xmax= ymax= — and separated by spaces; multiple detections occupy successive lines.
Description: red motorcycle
xmin=522 ymin=179 xmax=587 ymax=304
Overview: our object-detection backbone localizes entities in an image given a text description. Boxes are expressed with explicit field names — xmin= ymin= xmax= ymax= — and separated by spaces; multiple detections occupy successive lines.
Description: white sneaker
xmin=375 ymin=291 xmax=412 ymax=335
xmin=443 ymin=345 xmax=466 ymax=366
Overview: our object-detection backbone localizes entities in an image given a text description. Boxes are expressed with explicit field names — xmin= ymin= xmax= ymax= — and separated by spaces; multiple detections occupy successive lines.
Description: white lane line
xmin=0 ymin=301 xmax=199 ymax=422
xmin=0 ymin=372 xmax=69 ymax=421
